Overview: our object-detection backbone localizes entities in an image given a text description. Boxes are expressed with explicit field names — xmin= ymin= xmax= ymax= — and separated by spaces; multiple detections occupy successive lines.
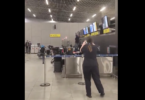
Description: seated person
xmin=40 ymin=45 xmax=45 ymax=55
xmin=66 ymin=47 xmax=73 ymax=55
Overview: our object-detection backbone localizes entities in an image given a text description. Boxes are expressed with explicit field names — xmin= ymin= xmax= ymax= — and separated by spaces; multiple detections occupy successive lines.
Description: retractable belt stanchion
xmin=40 ymin=54 xmax=50 ymax=87
xmin=78 ymin=55 xmax=85 ymax=85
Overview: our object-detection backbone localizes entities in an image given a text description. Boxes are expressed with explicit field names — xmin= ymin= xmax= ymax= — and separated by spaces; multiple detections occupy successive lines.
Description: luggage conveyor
xmin=46 ymin=54 xmax=118 ymax=78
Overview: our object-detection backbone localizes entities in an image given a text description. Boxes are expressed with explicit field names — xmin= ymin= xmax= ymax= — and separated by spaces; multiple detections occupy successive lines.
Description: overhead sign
xmin=50 ymin=34 xmax=61 ymax=37
xmin=91 ymin=31 xmax=99 ymax=36
xmin=103 ymin=28 xmax=110 ymax=34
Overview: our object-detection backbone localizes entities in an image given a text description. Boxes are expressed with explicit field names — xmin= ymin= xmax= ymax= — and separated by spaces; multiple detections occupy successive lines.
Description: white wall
xmin=25 ymin=19 xmax=90 ymax=47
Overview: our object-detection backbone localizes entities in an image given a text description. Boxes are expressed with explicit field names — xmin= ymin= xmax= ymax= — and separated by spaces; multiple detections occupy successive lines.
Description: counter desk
xmin=46 ymin=54 xmax=118 ymax=78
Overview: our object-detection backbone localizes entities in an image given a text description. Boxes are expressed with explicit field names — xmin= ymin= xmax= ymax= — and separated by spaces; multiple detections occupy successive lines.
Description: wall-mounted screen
xmin=102 ymin=16 xmax=109 ymax=29
xmin=90 ymin=24 xmax=93 ymax=33
xmin=83 ymin=28 xmax=86 ymax=35
xmin=85 ymin=27 xmax=88 ymax=34
xmin=88 ymin=26 xmax=90 ymax=34
xmin=93 ymin=22 xmax=97 ymax=32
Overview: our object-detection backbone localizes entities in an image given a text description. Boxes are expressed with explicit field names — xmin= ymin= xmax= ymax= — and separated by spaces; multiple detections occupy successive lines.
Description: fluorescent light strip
xmin=70 ymin=14 xmax=73 ymax=17
xmin=111 ymin=17 xmax=115 ymax=20
xmin=92 ymin=14 xmax=96 ymax=18
xmin=33 ymin=14 xmax=36 ymax=17
xmin=86 ymin=19 xmax=90 ymax=22
xmin=100 ymin=7 xmax=106 ymax=12
xmin=27 ymin=8 xmax=31 ymax=12
xmin=48 ymin=9 xmax=51 ymax=13
xmin=73 ymin=6 xmax=76 ymax=11
xmin=46 ymin=0 xmax=49 ymax=5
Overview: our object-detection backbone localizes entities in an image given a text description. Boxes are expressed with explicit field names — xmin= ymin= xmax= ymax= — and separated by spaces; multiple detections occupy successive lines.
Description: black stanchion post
xmin=78 ymin=55 xmax=85 ymax=85
xmin=40 ymin=55 xmax=50 ymax=87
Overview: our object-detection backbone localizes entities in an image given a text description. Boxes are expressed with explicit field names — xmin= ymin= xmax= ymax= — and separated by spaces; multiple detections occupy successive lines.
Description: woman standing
xmin=80 ymin=37 xmax=105 ymax=98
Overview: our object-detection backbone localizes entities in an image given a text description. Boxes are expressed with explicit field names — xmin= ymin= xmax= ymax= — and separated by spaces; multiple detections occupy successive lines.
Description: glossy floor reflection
xmin=25 ymin=54 xmax=118 ymax=100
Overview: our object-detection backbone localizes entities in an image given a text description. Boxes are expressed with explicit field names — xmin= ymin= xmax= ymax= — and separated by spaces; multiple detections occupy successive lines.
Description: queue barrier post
xmin=40 ymin=54 xmax=50 ymax=87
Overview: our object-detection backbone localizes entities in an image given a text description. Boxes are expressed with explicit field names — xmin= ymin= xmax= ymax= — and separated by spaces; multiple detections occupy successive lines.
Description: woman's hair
xmin=87 ymin=37 xmax=93 ymax=52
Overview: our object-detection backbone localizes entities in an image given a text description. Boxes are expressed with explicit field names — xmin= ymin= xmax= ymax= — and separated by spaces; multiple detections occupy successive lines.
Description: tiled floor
xmin=25 ymin=54 xmax=118 ymax=100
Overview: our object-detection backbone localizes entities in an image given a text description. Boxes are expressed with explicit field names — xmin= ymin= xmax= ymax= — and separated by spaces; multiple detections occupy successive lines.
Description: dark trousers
xmin=83 ymin=65 xmax=104 ymax=96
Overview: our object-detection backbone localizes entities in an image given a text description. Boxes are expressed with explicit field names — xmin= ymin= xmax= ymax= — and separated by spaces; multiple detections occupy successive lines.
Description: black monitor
xmin=90 ymin=24 xmax=94 ymax=33
xmin=83 ymin=28 xmax=86 ymax=35
xmin=93 ymin=22 xmax=98 ymax=32
xmin=99 ymin=24 xmax=103 ymax=34
xmin=85 ymin=27 xmax=89 ymax=34
xmin=88 ymin=26 xmax=90 ymax=34
xmin=102 ymin=16 xmax=110 ymax=29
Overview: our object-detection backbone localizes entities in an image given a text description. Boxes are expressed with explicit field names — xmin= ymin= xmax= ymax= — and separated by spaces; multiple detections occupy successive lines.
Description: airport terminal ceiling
xmin=25 ymin=0 xmax=115 ymax=22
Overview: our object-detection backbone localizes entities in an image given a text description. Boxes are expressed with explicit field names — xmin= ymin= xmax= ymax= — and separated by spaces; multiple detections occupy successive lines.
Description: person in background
xmin=28 ymin=41 xmax=32 ymax=54
xmin=75 ymin=34 xmax=79 ymax=48
xmin=40 ymin=45 xmax=45 ymax=64
xmin=80 ymin=37 xmax=105 ymax=98
xmin=25 ymin=40 xmax=29 ymax=53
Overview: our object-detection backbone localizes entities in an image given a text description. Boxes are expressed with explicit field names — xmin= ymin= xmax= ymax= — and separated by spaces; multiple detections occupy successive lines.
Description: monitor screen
xmin=88 ymin=26 xmax=90 ymax=33
xmin=102 ymin=16 xmax=109 ymax=29
xmin=93 ymin=22 xmax=97 ymax=32
xmin=90 ymin=24 xmax=93 ymax=33
xmin=83 ymin=28 xmax=86 ymax=34
xmin=85 ymin=27 xmax=88 ymax=34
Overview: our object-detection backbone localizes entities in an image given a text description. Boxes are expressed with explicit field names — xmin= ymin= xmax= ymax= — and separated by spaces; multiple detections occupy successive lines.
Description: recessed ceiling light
xmin=77 ymin=0 xmax=80 ymax=2
xmin=48 ymin=9 xmax=51 ymax=13
xmin=110 ymin=17 xmax=115 ymax=20
xmin=33 ymin=14 xmax=36 ymax=17
xmin=50 ymin=15 xmax=52 ymax=18
xmin=86 ymin=19 xmax=90 ymax=22
xmin=27 ymin=8 xmax=31 ymax=12
xmin=46 ymin=0 xmax=49 ymax=5
xmin=92 ymin=14 xmax=96 ymax=18
xmin=100 ymin=7 xmax=106 ymax=12
xmin=68 ymin=18 xmax=71 ymax=21
xmin=70 ymin=14 xmax=73 ymax=17
xmin=73 ymin=6 xmax=76 ymax=11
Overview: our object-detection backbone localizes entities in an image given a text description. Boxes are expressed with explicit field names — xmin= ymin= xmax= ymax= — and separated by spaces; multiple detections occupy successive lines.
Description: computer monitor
xmin=88 ymin=26 xmax=90 ymax=34
xmin=93 ymin=22 xmax=98 ymax=32
xmin=83 ymin=28 xmax=86 ymax=35
xmin=85 ymin=27 xmax=88 ymax=34
xmin=99 ymin=24 xmax=103 ymax=34
xmin=102 ymin=16 xmax=110 ymax=29
xmin=90 ymin=24 xmax=94 ymax=33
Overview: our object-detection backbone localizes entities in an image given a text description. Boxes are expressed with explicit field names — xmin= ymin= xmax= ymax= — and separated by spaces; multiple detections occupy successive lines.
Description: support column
xmin=115 ymin=0 xmax=118 ymax=36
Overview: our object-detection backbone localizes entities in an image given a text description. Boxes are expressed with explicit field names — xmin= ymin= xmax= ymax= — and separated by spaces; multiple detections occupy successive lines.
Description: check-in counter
xmin=63 ymin=57 xmax=83 ymax=78
xmin=62 ymin=57 xmax=113 ymax=78
xmin=97 ymin=57 xmax=113 ymax=74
